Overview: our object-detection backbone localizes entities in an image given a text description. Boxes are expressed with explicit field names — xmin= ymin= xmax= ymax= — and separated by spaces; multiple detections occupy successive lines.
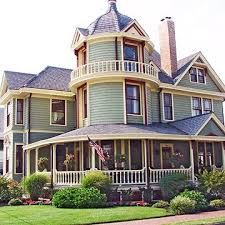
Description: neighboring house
xmin=0 ymin=108 xmax=4 ymax=174
xmin=0 ymin=0 xmax=225 ymax=193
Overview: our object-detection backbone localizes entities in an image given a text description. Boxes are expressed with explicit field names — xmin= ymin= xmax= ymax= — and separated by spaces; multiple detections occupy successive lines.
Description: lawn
xmin=0 ymin=205 xmax=171 ymax=225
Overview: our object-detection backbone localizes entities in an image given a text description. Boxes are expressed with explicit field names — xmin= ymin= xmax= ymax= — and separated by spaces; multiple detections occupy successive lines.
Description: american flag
xmin=88 ymin=136 xmax=108 ymax=162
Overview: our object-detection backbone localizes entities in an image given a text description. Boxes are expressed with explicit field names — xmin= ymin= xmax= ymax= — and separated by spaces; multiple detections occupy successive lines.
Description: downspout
xmin=158 ymin=88 xmax=162 ymax=123
xmin=28 ymin=93 xmax=32 ymax=144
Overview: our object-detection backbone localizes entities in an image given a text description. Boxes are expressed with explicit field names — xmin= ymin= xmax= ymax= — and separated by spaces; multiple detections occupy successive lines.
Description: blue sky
xmin=0 ymin=0 xmax=224 ymax=83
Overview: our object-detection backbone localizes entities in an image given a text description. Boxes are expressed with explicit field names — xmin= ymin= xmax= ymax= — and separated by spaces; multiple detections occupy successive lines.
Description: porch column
xmin=26 ymin=150 xmax=31 ymax=176
xmin=189 ymin=141 xmax=195 ymax=182
xmin=91 ymin=146 xmax=96 ymax=170
xmin=35 ymin=147 xmax=39 ymax=172
xmin=144 ymin=140 xmax=150 ymax=189
xmin=221 ymin=142 xmax=225 ymax=170
xmin=52 ymin=144 xmax=57 ymax=183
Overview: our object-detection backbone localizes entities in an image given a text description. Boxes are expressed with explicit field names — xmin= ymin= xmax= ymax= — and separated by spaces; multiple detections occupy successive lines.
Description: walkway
xmin=99 ymin=210 xmax=225 ymax=225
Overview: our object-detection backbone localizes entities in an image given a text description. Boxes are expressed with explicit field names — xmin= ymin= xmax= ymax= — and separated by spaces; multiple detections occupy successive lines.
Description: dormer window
xmin=190 ymin=67 xmax=206 ymax=84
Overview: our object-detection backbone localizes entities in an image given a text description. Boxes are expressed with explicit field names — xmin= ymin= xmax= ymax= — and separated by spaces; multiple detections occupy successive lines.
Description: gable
xmin=125 ymin=24 xmax=145 ymax=37
xmin=199 ymin=119 xmax=225 ymax=136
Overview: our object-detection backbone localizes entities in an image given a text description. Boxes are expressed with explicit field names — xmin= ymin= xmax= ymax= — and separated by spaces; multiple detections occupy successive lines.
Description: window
xmin=126 ymin=84 xmax=141 ymax=115
xmin=130 ymin=140 xmax=142 ymax=170
xmin=163 ymin=93 xmax=173 ymax=120
xmin=51 ymin=99 xmax=66 ymax=125
xmin=192 ymin=97 xmax=212 ymax=116
xmin=124 ymin=44 xmax=138 ymax=61
xmin=16 ymin=99 xmax=24 ymax=124
xmin=83 ymin=89 xmax=87 ymax=119
xmin=190 ymin=67 xmax=206 ymax=84
xmin=6 ymin=102 xmax=10 ymax=127
xmin=5 ymin=147 xmax=9 ymax=173
xmin=192 ymin=97 xmax=202 ymax=116
xmin=15 ymin=145 xmax=23 ymax=173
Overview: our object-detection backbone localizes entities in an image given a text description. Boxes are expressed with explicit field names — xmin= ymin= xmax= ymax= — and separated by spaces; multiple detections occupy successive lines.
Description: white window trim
xmin=50 ymin=98 xmax=67 ymax=126
xmin=162 ymin=92 xmax=174 ymax=121
xmin=126 ymin=82 xmax=143 ymax=116
xmin=14 ymin=143 xmax=24 ymax=175
xmin=15 ymin=98 xmax=25 ymax=126
xmin=191 ymin=96 xmax=214 ymax=116
xmin=189 ymin=66 xmax=207 ymax=85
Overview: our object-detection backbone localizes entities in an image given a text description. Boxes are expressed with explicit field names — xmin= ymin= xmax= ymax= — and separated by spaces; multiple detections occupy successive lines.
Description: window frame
xmin=191 ymin=97 xmax=213 ymax=116
xmin=126 ymin=83 xmax=142 ymax=115
xmin=15 ymin=98 xmax=24 ymax=125
xmin=50 ymin=99 xmax=67 ymax=126
xmin=124 ymin=43 xmax=139 ymax=62
xmin=162 ymin=93 xmax=174 ymax=121
xmin=14 ymin=143 xmax=23 ymax=174
xmin=189 ymin=66 xmax=207 ymax=84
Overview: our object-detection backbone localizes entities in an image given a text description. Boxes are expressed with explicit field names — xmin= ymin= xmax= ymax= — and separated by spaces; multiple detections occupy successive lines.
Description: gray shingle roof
xmin=4 ymin=71 xmax=36 ymax=90
xmin=25 ymin=66 xmax=72 ymax=92
xmin=170 ymin=113 xmax=212 ymax=135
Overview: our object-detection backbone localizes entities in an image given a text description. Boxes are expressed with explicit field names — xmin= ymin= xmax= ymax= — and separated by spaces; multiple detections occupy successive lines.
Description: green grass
xmin=0 ymin=205 xmax=171 ymax=225
xmin=168 ymin=216 xmax=225 ymax=225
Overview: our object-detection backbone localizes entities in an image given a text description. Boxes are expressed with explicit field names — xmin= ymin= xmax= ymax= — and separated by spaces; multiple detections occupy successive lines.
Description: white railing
xmin=149 ymin=167 xmax=192 ymax=184
xmin=103 ymin=168 xmax=146 ymax=185
xmin=71 ymin=60 xmax=158 ymax=80
xmin=56 ymin=170 xmax=86 ymax=186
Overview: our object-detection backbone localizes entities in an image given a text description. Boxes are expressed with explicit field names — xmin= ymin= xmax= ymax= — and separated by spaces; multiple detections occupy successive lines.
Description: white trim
xmin=123 ymin=80 xmax=127 ymax=124
xmin=15 ymin=98 xmax=25 ymax=126
xmin=162 ymin=92 xmax=174 ymax=121
xmin=49 ymin=98 xmax=67 ymax=127
xmin=87 ymin=83 xmax=90 ymax=126
xmin=14 ymin=143 xmax=24 ymax=175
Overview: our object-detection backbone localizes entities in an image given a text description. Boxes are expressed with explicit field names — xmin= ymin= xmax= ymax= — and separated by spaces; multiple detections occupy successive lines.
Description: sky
xmin=0 ymin=0 xmax=225 ymax=83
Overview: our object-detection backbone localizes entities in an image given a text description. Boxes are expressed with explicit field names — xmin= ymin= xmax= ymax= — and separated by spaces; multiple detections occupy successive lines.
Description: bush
xmin=159 ymin=173 xmax=189 ymax=200
xmin=8 ymin=198 xmax=23 ymax=206
xmin=209 ymin=199 xmax=225 ymax=209
xmin=23 ymin=173 xmax=49 ymax=200
xmin=0 ymin=176 xmax=22 ymax=203
xmin=170 ymin=196 xmax=196 ymax=215
xmin=152 ymin=200 xmax=169 ymax=209
xmin=198 ymin=170 xmax=225 ymax=199
xmin=81 ymin=171 xmax=111 ymax=193
xmin=179 ymin=190 xmax=208 ymax=211
xmin=53 ymin=187 xmax=106 ymax=208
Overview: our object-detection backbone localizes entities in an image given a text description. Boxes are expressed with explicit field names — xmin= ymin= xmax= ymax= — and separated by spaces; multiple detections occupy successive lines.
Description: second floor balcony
xmin=70 ymin=60 xmax=159 ymax=89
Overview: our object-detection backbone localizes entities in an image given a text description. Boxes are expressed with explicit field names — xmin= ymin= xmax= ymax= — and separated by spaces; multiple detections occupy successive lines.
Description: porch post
xmin=91 ymin=146 xmax=96 ymax=170
xmin=52 ymin=144 xmax=57 ymax=183
xmin=27 ymin=150 xmax=31 ymax=176
xmin=35 ymin=147 xmax=39 ymax=172
xmin=144 ymin=139 xmax=150 ymax=189
xmin=221 ymin=142 xmax=225 ymax=170
xmin=189 ymin=141 xmax=195 ymax=182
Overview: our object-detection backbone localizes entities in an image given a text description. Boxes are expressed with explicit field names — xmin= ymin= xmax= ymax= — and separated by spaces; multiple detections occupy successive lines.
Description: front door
xmin=161 ymin=144 xmax=173 ymax=169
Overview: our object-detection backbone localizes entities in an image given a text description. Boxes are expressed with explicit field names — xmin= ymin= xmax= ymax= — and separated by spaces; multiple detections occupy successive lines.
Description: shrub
xmin=152 ymin=200 xmax=169 ymax=209
xmin=23 ymin=173 xmax=49 ymax=200
xmin=81 ymin=171 xmax=111 ymax=193
xmin=209 ymin=199 xmax=225 ymax=209
xmin=159 ymin=173 xmax=189 ymax=200
xmin=52 ymin=187 xmax=107 ymax=208
xmin=0 ymin=176 xmax=23 ymax=203
xmin=8 ymin=198 xmax=23 ymax=206
xmin=198 ymin=170 xmax=225 ymax=199
xmin=179 ymin=190 xmax=208 ymax=211
xmin=170 ymin=196 xmax=196 ymax=215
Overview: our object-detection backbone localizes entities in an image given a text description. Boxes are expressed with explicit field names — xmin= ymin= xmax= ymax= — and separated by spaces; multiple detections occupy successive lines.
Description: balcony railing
xmin=54 ymin=167 xmax=192 ymax=186
xmin=71 ymin=60 xmax=158 ymax=80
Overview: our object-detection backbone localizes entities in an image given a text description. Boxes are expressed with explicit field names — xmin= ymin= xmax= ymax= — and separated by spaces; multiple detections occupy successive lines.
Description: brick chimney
xmin=159 ymin=17 xmax=178 ymax=77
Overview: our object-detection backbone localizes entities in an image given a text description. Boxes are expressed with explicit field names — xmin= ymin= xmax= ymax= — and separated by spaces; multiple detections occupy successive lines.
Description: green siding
xmin=178 ymin=72 xmax=220 ymax=92
xmin=199 ymin=120 xmax=225 ymax=136
xmin=213 ymin=100 xmax=224 ymax=123
xmin=89 ymin=41 xmax=121 ymax=62
xmin=147 ymin=87 xmax=152 ymax=124
xmin=30 ymin=132 xmax=61 ymax=143
xmin=127 ymin=115 xmax=143 ymax=124
xmin=30 ymin=97 xmax=75 ymax=132
xmin=151 ymin=91 xmax=160 ymax=123
xmin=173 ymin=95 xmax=192 ymax=120
xmin=90 ymin=82 xmax=124 ymax=125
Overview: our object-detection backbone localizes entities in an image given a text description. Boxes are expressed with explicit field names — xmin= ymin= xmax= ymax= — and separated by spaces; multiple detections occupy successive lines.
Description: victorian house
xmin=1 ymin=0 xmax=225 ymax=192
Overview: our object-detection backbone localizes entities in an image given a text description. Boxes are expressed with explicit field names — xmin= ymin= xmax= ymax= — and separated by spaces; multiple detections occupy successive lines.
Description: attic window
xmin=190 ymin=67 xmax=206 ymax=84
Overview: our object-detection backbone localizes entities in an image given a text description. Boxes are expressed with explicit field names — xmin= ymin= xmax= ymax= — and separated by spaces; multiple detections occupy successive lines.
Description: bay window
xmin=51 ymin=99 xmax=66 ymax=125
xmin=163 ymin=93 xmax=173 ymax=120
xmin=126 ymin=84 xmax=141 ymax=115
xmin=16 ymin=99 xmax=24 ymax=124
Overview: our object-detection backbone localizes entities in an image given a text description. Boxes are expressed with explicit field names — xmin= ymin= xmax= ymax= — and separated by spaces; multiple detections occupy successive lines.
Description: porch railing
xmin=71 ymin=60 xmax=158 ymax=80
xmin=149 ymin=167 xmax=192 ymax=184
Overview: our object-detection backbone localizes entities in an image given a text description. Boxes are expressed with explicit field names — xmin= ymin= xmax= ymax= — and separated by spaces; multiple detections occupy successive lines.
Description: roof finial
xmin=108 ymin=0 xmax=117 ymax=6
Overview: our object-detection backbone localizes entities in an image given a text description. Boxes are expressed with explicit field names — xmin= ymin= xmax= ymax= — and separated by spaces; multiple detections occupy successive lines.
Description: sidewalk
xmin=99 ymin=210 xmax=225 ymax=225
